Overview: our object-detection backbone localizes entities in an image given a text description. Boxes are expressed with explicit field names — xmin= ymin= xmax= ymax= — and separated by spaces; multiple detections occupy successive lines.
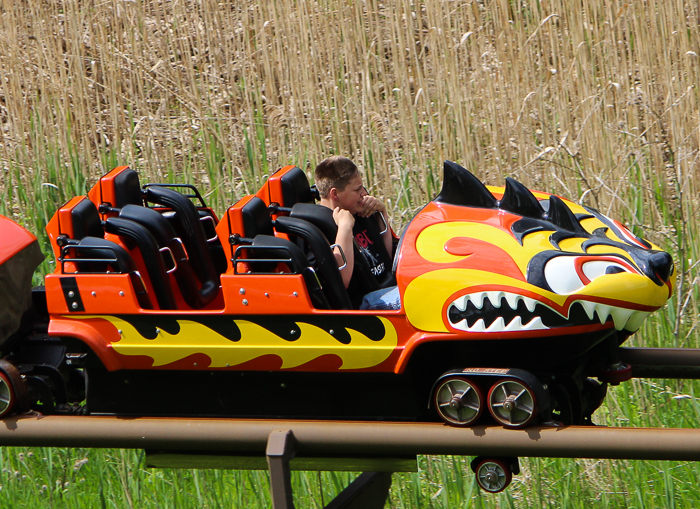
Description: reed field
xmin=0 ymin=0 xmax=699 ymax=506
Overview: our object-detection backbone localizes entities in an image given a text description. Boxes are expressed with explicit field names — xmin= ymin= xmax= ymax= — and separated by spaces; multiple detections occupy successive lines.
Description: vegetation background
xmin=0 ymin=0 xmax=699 ymax=507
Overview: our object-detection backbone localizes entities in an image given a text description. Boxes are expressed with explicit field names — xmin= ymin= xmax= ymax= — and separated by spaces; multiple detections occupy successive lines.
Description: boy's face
xmin=333 ymin=173 xmax=367 ymax=214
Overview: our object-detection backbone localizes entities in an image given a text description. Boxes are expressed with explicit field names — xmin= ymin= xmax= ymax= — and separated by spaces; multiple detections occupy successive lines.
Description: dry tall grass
xmin=1 ymin=0 xmax=699 ymax=342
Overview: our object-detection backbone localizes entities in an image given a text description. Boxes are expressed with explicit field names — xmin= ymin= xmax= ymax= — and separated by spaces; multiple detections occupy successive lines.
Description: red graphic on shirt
xmin=355 ymin=230 xmax=373 ymax=248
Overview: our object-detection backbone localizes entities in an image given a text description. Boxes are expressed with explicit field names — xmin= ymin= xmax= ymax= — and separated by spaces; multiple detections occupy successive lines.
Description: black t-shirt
xmin=353 ymin=221 xmax=387 ymax=279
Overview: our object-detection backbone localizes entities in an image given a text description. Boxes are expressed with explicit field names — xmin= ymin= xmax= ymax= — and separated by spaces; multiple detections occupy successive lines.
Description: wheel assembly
xmin=433 ymin=376 xmax=483 ymax=426
xmin=0 ymin=359 xmax=29 ymax=418
xmin=474 ymin=458 xmax=512 ymax=493
xmin=488 ymin=378 xmax=537 ymax=428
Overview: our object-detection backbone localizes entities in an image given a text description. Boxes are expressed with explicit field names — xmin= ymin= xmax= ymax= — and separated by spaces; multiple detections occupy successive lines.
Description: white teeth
xmin=471 ymin=292 xmax=486 ymax=310
xmin=487 ymin=317 xmax=506 ymax=332
xmin=573 ymin=301 xmax=652 ymax=331
xmin=469 ymin=319 xmax=486 ymax=332
xmin=579 ymin=301 xmax=597 ymax=321
xmin=624 ymin=311 xmax=649 ymax=331
xmin=611 ymin=308 xmax=635 ymax=331
xmin=504 ymin=293 xmax=520 ymax=310
xmin=453 ymin=295 xmax=468 ymax=312
xmin=523 ymin=297 xmax=538 ymax=313
xmin=448 ymin=294 xmax=653 ymax=334
xmin=504 ymin=316 xmax=523 ymax=331
xmin=486 ymin=291 xmax=504 ymax=308
xmin=595 ymin=304 xmax=611 ymax=324
xmin=522 ymin=316 xmax=547 ymax=330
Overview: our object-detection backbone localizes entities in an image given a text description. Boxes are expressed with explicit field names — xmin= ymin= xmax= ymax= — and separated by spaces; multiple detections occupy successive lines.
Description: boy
xmin=314 ymin=156 xmax=400 ymax=310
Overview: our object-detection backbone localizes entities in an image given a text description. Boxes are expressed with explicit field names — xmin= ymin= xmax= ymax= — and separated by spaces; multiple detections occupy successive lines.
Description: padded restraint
xmin=275 ymin=215 xmax=352 ymax=310
xmin=248 ymin=235 xmax=330 ymax=310
xmin=143 ymin=186 xmax=220 ymax=289
xmin=74 ymin=236 xmax=135 ymax=273
xmin=119 ymin=204 xmax=219 ymax=309
xmin=250 ymin=234 xmax=311 ymax=272
xmin=104 ymin=217 xmax=177 ymax=310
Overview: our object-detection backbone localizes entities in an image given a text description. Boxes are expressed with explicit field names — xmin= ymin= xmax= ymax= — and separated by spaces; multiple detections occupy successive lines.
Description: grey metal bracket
xmin=266 ymin=429 xmax=393 ymax=509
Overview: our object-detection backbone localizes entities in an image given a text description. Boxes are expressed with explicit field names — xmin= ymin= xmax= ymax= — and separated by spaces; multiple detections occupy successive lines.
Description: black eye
xmin=605 ymin=266 xmax=626 ymax=275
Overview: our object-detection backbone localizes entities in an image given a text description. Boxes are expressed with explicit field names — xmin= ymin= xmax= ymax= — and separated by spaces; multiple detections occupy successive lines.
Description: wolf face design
xmin=399 ymin=161 xmax=675 ymax=338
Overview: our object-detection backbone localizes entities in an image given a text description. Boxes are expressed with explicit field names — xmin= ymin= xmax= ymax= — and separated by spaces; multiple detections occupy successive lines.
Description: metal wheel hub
xmin=502 ymin=396 xmax=516 ymax=412
xmin=475 ymin=459 xmax=512 ymax=493
xmin=0 ymin=377 xmax=12 ymax=415
xmin=434 ymin=376 xmax=483 ymax=427
xmin=488 ymin=378 xmax=537 ymax=428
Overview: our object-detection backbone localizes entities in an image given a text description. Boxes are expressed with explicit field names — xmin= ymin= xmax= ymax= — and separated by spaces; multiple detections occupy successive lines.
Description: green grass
xmin=3 ymin=427 xmax=700 ymax=509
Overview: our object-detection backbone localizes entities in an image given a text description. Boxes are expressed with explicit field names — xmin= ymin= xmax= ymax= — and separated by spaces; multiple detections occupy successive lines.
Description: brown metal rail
xmin=1 ymin=414 xmax=699 ymax=461
xmin=2 ymin=415 xmax=700 ymax=508
xmin=620 ymin=346 xmax=700 ymax=378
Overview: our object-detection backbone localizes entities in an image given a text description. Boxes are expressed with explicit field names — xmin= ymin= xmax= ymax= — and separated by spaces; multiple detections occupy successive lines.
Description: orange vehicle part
xmin=0 ymin=215 xmax=38 ymax=262
xmin=41 ymin=161 xmax=675 ymax=383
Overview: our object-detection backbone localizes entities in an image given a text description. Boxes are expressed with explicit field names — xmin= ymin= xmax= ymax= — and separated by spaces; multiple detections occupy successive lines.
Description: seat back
xmin=256 ymin=165 xmax=314 ymax=207
xmin=103 ymin=217 xmax=177 ymax=310
xmin=87 ymin=166 xmax=144 ymax=214
xmin=143 ymin=186 xmax=221 ymax=291
xmin=290 ymin=203 xmax=396 ymax=308
xmin=119 ymin=205 xmax=218 ymax=309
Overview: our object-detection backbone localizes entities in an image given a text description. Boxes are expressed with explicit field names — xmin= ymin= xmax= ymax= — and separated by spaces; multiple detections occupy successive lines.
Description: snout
xmin=648 ymin=251 xmax=674 ymax=284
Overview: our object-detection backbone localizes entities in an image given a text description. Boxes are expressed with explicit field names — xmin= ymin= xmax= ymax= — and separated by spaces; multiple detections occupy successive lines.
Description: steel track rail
xmin=621 ymin=346 xmax=700 ymax=378
xmin=1 ymin=415 xmax=700 ymax=461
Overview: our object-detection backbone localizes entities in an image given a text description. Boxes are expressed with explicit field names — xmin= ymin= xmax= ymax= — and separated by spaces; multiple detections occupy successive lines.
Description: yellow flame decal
xmin=68 ymin=315 xmax=398 ymax=370
xmin=416 ymin=222 xmax=555 ymax=273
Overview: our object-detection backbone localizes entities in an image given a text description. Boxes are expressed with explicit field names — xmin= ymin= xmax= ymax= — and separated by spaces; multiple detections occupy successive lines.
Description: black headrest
xmin=241 ymin=197 xmax=274 ymax=238
xmin=119 ymin=204 xmax=177 ymax=246
xmin=280 ymin=166 xmax=314 ymax=206
xmin=289 ymin=203 xmax=337 ymax=242
xmin=70 ymin=199 xmax=103 ymax=240
xmin=113 ymin=169 xmax=144 ymax=207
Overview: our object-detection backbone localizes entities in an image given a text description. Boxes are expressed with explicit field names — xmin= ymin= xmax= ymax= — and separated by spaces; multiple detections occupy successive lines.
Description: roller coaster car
xmin=0 ymin=161 xmax=675 ymax=430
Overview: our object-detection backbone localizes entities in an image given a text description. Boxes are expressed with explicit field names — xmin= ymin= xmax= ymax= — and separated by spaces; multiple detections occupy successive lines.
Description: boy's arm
xmin=358 ymin=195 xmax=393 ymax=255
xmin=333 ymin=207 xmax=355 ymax=288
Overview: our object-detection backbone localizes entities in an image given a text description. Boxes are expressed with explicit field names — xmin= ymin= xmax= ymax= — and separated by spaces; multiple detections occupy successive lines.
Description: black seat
xmin=235 ymin=196 xmax=352 ymax=310
xmin=58 ymin=199 xmax=153 ymax=309
xmin=70 ymin=198 xmax=105 ymax=240
xmin=112 ymin=168 xmax=145 ymax=207
xmin=278 ymin=166 xmax=315 ymax=206
xmin=143 ymin=186 xmax=221 ymax=293
xmin=118 ymin=204 xmax=218 ymax=309
xmin=289 ymin=203 xmax=396 ymax=308
xmin=274 ymin=215 xmax=352 ymax=310
xmin=104 ymin=217 xmax=177 ymax=310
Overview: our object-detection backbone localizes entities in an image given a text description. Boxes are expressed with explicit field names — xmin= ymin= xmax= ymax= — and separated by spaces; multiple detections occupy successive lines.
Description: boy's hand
xmin=358 ymin=195 xmax=386 ymax=218
xmin=333 ymin=207 xmax=355 ymax=230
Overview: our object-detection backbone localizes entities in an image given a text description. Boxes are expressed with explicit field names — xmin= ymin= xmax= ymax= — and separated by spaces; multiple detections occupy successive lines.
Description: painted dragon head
xmin=398 ymin=161 xmax=675 ymax=340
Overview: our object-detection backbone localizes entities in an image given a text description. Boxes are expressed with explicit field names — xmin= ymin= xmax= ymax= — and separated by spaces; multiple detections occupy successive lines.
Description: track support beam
xmin=267 ymin=430 xmax=296 ymax=509
xmin=265 ymin=429 xmax=392 ymax=509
